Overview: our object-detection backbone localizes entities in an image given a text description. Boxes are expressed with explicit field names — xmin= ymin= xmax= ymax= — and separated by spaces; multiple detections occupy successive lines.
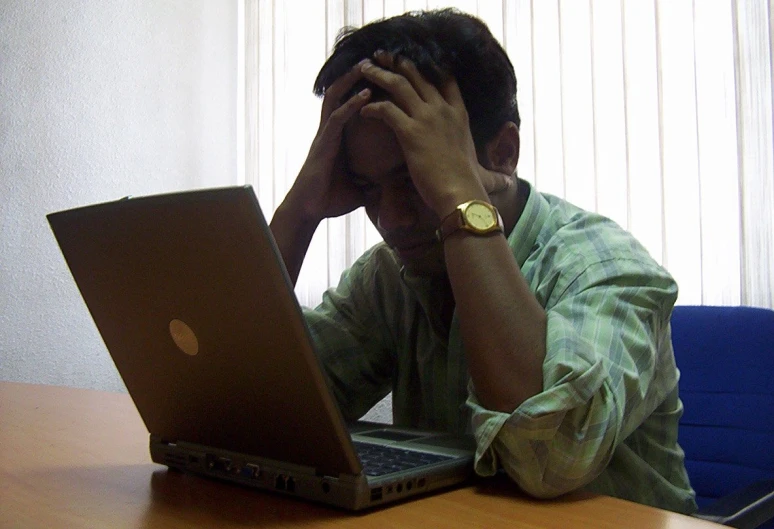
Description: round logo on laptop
xmin=169 ymin=319 xmax=199 ymax=356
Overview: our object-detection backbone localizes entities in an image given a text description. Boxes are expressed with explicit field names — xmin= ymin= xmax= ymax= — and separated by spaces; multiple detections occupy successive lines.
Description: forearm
xmin=467 ymin=264 xmax=680 ymax=495
xmin=269 ymin=198 xmax=321 ymax=286
xmin=268 ymin=61 xmax=372 ymax=286
xmin=444 ymin=231 xmax=546 ymax=412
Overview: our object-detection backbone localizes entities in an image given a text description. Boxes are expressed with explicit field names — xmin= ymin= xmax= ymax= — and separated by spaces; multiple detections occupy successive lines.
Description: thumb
xmin=479 ymin=167 xmax=514 ymax=196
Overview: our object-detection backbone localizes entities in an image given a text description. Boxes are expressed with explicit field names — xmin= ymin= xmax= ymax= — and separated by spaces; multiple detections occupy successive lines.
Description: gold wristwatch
xmin=436 ymin=200 xmax=504 ymax=242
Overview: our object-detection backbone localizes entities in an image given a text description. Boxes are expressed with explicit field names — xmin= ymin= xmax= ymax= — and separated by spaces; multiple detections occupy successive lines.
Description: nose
xmin=376 ymin=188 xmax=416 ymax=232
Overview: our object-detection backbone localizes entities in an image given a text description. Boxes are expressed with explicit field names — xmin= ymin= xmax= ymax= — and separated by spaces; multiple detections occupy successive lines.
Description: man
xmin=269 ymin=8 xmax=697 ymax=514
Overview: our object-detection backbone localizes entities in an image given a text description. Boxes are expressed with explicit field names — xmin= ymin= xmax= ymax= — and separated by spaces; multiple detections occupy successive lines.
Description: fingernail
xmin=359 ymin=88 xmax=371 ymax=98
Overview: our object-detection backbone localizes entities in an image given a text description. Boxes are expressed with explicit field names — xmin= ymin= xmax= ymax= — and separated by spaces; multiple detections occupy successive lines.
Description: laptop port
xmin=370 ymin=487 xmax=383 ymax=502
xmin=406 ymin=480 xmax=413 ymax=491
xmin=206 ymin=455 xmax=233 ymax=474
xmin=244 ymin=463 xmax=261 ymax=478
xmin=274 ymin=474 xmax=294 ymax=492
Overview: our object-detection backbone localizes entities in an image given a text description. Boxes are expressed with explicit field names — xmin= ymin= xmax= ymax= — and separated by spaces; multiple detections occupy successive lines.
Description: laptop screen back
xmin=47 ymin=187 xmax=361 ymax=477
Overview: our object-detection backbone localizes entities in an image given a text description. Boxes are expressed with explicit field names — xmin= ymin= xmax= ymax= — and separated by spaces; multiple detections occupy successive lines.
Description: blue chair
xmin=671 ymin=305 xmax=774 ymax=529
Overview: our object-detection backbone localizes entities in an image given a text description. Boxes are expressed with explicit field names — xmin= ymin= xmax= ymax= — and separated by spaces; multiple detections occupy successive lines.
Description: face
xmin=343 ymin=116 xmax=446 ymax=275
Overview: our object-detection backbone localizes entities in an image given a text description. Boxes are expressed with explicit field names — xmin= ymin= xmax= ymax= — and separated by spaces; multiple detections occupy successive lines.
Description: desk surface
xmin=0 ymin=381 xmax=723 ymax=528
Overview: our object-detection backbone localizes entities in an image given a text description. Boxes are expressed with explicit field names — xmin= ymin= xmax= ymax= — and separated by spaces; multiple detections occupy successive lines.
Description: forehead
xmin=344 ymin=116 xmax=405 ymax=178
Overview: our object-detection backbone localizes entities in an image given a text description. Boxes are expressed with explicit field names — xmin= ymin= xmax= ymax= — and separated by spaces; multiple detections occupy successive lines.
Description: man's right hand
xmin=270 ymin=61 xmax=371 ymax=285
xmin=283 ymin=60 xmax=372 ymax=224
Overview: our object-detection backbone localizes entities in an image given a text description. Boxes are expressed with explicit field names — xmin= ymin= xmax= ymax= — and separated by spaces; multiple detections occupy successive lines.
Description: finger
xmin=360 ymin=59 xmax=424 ymax=114
xmin=359 ymin=100 xmax=412 ymax=135
xmin=439 ymin=76 xmax=466 ymax=109
xmin=320 ymin=87 xmax=371 ymax=145
xmin=321 ymin=60 xmax=368 ymax=119
xmin=373 ymin=51 xmax=442 ymax=104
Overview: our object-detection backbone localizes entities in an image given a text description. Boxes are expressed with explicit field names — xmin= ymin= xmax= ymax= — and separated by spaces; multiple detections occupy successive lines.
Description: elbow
xmin=491 ymin=429 xmax=615 ymax=500
xmin=500 ymin=456 xmax=606 ymax=500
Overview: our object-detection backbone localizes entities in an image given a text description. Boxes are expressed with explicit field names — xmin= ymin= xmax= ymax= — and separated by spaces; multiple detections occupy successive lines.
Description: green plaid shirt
xmin=303 ymin=181 xmax=697 ymax=514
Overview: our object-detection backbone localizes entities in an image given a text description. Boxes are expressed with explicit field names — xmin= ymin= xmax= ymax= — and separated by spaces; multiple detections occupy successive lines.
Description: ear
xmin=482 ymin=122 xmax=520 ymax=175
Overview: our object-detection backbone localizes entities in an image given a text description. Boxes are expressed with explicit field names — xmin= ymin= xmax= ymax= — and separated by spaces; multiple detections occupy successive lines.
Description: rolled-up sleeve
xmin=468 ymin=258 xmax=679 ymax=498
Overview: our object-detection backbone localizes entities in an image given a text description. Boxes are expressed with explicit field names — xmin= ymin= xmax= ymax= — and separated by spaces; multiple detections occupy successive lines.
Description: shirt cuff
xmin=466 ymin=352 xmax=611 ymax=483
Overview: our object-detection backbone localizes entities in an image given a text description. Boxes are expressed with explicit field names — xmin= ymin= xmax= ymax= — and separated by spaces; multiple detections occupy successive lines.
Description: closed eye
xmin=348 ymin=173 xmax=378 ymax=193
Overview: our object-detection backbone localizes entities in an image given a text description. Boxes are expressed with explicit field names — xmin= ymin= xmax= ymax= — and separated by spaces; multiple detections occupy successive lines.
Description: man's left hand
xmin=358 ymin=51 xmax=507 ymax=218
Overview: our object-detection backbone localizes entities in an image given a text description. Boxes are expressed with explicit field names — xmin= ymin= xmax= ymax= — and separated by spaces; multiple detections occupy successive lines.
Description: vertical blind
xmin=242 ymin=0 xmax=773 ymax=310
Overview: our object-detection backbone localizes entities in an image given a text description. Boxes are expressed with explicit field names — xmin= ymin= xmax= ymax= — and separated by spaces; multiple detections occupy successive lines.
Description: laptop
xmin=47 ymin=186 xmax=476 ymax=510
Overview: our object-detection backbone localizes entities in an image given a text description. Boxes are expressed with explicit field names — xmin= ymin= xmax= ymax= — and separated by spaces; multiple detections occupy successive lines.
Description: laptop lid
xmin=47 ymin=186 xmax=361 ymax=478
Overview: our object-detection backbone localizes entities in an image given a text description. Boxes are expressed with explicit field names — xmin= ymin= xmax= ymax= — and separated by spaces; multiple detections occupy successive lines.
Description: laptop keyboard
xmin=354 ymin=441 xmax=454 ymax=476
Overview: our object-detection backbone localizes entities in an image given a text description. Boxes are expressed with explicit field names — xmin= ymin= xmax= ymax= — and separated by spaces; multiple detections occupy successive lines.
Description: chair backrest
xmin=671 ymin=305 xmax=774 ymax=508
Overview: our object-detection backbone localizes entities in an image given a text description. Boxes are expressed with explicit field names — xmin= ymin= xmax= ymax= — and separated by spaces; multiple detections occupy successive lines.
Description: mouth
xmin=391 ymin=239 xmax=437 ymax=262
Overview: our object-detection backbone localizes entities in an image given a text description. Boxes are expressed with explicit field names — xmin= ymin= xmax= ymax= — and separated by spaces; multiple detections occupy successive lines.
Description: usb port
xmin=370 ymin=487 xmax=383 ymax=502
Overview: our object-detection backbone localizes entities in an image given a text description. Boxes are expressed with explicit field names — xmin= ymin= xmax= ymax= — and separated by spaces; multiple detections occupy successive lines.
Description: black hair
xmin=313 ymin=8 xmax=520 ymax=149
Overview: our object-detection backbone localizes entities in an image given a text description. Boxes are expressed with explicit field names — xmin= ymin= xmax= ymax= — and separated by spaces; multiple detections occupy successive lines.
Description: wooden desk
xmin=0 ymin=382 xmax=724 ymax=528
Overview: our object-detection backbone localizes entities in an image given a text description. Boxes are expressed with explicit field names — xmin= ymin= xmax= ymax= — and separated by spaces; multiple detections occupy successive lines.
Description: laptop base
xmin=151 ymin=434 xmax=474 ymax=510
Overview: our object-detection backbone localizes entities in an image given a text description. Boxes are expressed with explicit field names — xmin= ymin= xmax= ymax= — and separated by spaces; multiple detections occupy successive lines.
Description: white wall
xmin=0 ymin=0 xmax=238 ymax=391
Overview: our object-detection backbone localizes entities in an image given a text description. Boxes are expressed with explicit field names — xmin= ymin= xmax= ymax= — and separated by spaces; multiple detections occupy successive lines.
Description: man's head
xmin=314 ymin=8 xmax=519 ymax=150
xmin=314 ymin=10 xmax=521 ymax=275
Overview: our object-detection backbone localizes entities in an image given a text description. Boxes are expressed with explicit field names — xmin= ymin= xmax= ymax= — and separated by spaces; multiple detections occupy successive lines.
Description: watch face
xmin=465 ymin=202 xmax=496 ymax=231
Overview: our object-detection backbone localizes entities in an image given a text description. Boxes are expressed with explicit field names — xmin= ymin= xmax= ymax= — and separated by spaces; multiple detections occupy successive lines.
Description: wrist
xmin=272 ymin=195 xmax=323 ymax=236
xmin=434 ymin=184 xmax=490 ymax=220
xmin=436 ymin=199 xmax=504 ymax=242
xmin=280 ymin=186 xmax=326 ymax=227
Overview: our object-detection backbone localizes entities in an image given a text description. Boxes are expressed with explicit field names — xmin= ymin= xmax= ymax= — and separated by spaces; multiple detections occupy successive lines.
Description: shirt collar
xmin=506 ymin=180 xmax=550 ymax=268
xmin=398 ymin=179 xmax=549 ymax=287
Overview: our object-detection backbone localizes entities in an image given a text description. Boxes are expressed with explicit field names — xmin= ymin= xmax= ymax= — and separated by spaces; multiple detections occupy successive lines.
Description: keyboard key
xmin=354 ymin=441 xmax=454 ymax=476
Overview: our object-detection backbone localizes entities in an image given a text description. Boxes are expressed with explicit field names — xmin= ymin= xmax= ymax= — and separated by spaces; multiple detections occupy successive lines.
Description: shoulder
xmin=318 ymin=242 xmax=409 ymax=316
xmin=338 ymin=242 xmax=403 ymax=292
xmin=524 ymin=193 xmax=677 ymax=308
